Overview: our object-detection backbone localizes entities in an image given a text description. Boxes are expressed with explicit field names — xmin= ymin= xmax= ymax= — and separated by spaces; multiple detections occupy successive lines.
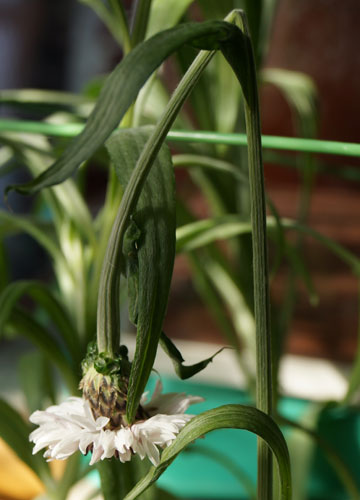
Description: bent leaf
xmin=6 ymin=21 xmax=237 ymax=197
xmin=123 ymin=404 xmax=291 ymax=500
xmin=105 ymin=127 xmax=176 ymax=423
xmin=0 ymin=210 xmax=64 ymax=265
xmin=159 ymin=331 xmax=225 ymax=379
xmin=0 ymin=280 xmax=80 ymax=363
xmin=5 ymin=308 xmax=77 ymax=393
xmin=0 ymin=398 xmax=52 ymax=484
xmin=18 ymin=351 xmax=56 ymax=414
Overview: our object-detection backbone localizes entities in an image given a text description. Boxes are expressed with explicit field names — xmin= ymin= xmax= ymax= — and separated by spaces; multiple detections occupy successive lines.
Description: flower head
xmin=29 ymin=380 xmax=203 ymax=466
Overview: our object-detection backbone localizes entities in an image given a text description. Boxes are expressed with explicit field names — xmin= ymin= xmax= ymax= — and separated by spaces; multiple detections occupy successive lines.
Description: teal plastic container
xmin=155 ymin=377 xmax=360 ymax=500
xmin=90 ymin=376 xmax=360 ymax=499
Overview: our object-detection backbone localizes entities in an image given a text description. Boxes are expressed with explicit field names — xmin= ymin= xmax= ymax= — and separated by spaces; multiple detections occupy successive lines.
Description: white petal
xmin=115 ymin=427 xmax=133 ymax=453
xmin=98 ymin=430 xmax=116 ymax=460
xmin=144 ymin=381 xmax=204 ymax=415
xmin=143 ymin=438 xmax=160 ymax=466
xmin=89 ymin=443 xmax=103 ymax=465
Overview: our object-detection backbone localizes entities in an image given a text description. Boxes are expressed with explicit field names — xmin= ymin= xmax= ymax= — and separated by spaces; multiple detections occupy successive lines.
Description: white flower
xmin=29 ymin=380 xmax=203 ymax=466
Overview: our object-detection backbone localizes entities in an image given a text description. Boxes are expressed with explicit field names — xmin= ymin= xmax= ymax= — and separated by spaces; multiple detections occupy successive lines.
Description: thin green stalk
xmin=97 ymin=459 xmax=134 ymax=500
xmin=96 ymin=48 xmax=216 ymax=355
xmin=2 ymin=119 xmax=360 ymax=157
xmin=81 ymin=0 xmax=131 ymax=51
xmin=109 ymin=0 xmax=132 ymax=52
xmin=226 ymin=11 xmax=273 ymax=498
xmin=131 ymin=0 xmax=152 ymax=47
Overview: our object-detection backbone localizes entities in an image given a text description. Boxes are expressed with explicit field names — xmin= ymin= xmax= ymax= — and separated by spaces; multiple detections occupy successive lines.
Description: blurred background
xmin=1 ymin=0 xmax=359 ymax=364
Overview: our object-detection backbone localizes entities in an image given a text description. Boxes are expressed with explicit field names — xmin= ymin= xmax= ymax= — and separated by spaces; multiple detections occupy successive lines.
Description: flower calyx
xmin=79 ymin=343 xmax=147 ymax=430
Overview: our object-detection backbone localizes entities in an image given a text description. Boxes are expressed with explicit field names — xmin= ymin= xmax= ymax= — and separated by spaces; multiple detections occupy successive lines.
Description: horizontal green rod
xmin=1 ymin=119 xmax=360 ymax=158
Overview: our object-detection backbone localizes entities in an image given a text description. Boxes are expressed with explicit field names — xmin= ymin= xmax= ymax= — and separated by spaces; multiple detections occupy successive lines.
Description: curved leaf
xmin=176 ymin=214 xmax=360 ymax=275
xmin=6 ymin=308 xmax=78 ymax=393
xmin=6 ymin=21 xmax=237 ymax=197
xmin=0 ymin=210 xmax=64 ymax=265
xmin=105 ymin=127 xmax=175 ymax=423
xmin=0 ymin=398 xmax=52 ymax=484
xmin=172 ymin=153 xmax=248 ymax=181
xmin=280 ymin=413 xmax=360 ymax=500
xmin=124 ymin=405 xmax=291 ymax=500
xmin=261 ymin=68 xmax=317 ymax=138
xmin=2 ymin=132 xmax=95 ymax=243
xmin=0 ymin=280 xmax=80 ymax=362
xmin=146 ymin=0 xmax=195 ymax=38
xmin=159 ymin=331 xmax=225 ymax=379
xmin=18 ymin=351 xmax=56 ymax=414
xmin=0 ymin=88 xmax=94 ymax=116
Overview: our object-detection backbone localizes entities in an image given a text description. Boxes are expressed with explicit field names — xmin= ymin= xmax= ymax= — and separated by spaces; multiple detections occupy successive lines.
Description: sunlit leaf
xmin=1 ymin=132 xmax=95 ymax=243
xmin=0 ymin=88 xmax=94 ymax=117
xmin=6 ymin=21 xmax=237 ymax=197
xmin=176 ymin=214 xmax=360 ymax=276
xmin=261 ymin=68 xmax=317 ymax=137
xmin=146 ymin=0 xmax=195 ymax=37
xmin=124 ymin=405 xmax=291 ymax=500
xmin=106 ymin=127 xmax=176 ymax=423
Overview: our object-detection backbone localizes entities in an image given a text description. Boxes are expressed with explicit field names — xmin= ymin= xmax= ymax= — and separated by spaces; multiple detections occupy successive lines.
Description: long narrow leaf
xmin=6 ymin=308 xmax=78 ymax=393
xmin=6 ymin=21 xmax=237 ymax=197
xmin=18 ymin=351 xmax=56 ymax=414
xmin=0 ymin=398 xmax=52 ymax=485
xmin=176 ymin=214 xmax=360 ymax=275
xmin=146 ymin=0 xmax=195 ymax=38
xmin=105 ymin=127 xmax=175 ymax=422
xmin=0 ymin=210 xmax=66 ymax=265
xmin=123 ymin=405 xmax=291 ymax=500
xmin=0 ymin=280 xmax=80 ymax=362
xmin=2 ymin=133 xmax=95 ymax=243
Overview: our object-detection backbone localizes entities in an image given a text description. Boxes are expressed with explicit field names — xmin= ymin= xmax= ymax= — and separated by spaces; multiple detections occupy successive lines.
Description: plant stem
xmin=2 ymin=119 xmax=360 ymax=157
xmin=130 ymin=0 xmax=152 ymax=47
xmin=96 ymin=47 xmax=216 ymax=355
xmin=224 ymin=10 xmax=273 ymax=498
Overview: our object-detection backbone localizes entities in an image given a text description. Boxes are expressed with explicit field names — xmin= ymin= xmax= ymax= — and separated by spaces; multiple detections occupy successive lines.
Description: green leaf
xmin=343 ymin=287 xmax=360 ymax=404
xmin=0 ymin=237 xmax=9 ymax=292
xmin=261 ymin=68 xmax=317 ymax=138
xmin=5 ymin=308 xmax=78 ymax=393
xmin=18 ymin=351 xmax=56 ymax=414
xmin=0 ymin=210 xmax=64 ymax=264
xmin=159 ymin=331 xmax=225 ymax=379
xmin=123 ymin=405 xmax=292 ymax=500
xmin=280 ymin=412 xmax=360 ymax=500
xmin=80 ymin=0 xmax=131 ymax=50
xmin=105 ymin=127 xmax=176 ymax=423
xmin=0 ymin=280 xmax=80 ymax=363
xmin=146 ymin=0 xmax=195 ymax=38
xmin=176 ymin=214 xmax=360 ymax=278
xmin=2 ymin=132 xmax=95 ymax=244
xmin=172 ymin=153 xmax=247 ymax=181
xmin=176 ymin=214 xmax=251 ymax=252
xmin=0 ymin=88 xmax=94 ymax=116
xmin=131 ymin=0 xmax=152 ymax=47
xmin=6 ymin=21 xmax=237 ymax=197
xmin=0 ymin=398 xmax=52 ymax=485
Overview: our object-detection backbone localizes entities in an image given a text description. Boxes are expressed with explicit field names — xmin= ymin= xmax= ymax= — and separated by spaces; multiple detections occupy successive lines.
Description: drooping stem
xmin=96 ymin=46 xmax=216 ymax=356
